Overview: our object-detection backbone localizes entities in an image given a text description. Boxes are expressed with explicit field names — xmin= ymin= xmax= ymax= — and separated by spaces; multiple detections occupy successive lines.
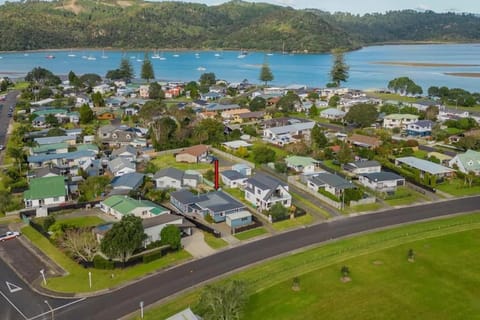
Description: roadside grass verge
xmin=344 ymin=202 xmax=384 ymax=214
xmin=436 ymin=178 xmax=480 ymax=197
xmin=132 ymin=212 xmax=480 ymax=319
xmin=234 ymin=227 xmax=268 ymax=241
xmin=21 ymin=225 xmax=192 ymax=293
xmin=272 ymin=213 xmax=314 ymax=231
xmin=385 ymin=186 xmax=429 ymax=206
xmin=203 ymin=231 xmax=228 ymax=249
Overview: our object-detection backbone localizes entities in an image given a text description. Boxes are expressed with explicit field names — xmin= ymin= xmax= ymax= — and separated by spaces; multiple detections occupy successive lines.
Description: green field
xmin=234 ymin=227 xmax=268 ymax=240
xmin=134 ymin=212 xmax=480 ymax=320
xmin=150 ymin=154 xmax=211 ymax=171
xmin=437 ymin=178 xmax=480 ymax=196
xmin=21 ymin=226 xmax=192 ymax=293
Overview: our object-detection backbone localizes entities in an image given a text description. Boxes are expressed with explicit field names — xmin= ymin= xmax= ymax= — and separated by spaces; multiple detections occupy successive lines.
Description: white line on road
xmin=28 ymin=298 xmax=86 ymax=320
xmin=0 ymin=289 xmax=28 ymax=320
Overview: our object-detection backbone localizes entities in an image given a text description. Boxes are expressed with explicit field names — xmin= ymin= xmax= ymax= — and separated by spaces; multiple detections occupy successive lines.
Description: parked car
xmin=0 ymin=145 xmax=4 ymax=151
xmin=0 ymin=231 xmax=20 ymax=242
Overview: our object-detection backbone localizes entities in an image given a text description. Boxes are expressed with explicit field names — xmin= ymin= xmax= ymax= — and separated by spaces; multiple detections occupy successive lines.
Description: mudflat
xmin=373 ymin=61 xmax=480 ymax=67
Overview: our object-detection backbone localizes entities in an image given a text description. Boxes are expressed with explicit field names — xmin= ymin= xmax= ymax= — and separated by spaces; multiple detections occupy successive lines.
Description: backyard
xmin=436 ymin=178 xmax=480 ymax=196
xmin=150 ymin=154 xmax=212 ymax=171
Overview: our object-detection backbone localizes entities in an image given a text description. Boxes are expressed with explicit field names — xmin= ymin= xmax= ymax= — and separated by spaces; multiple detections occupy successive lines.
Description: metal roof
xmin=396 ymin=157 xmax=455 ymax=175
xmin=361 ymin=171 xmax=404 ymax=182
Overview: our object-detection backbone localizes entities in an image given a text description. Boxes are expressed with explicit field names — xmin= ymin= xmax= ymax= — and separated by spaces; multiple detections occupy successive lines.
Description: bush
xmin=142 ymin=250 xmax=164 ymax=264
xmin=93 ymin=255 xmax=115 ymax=269
xmin=318 ymin=188 xmax=340 ymax=202
xmin=43 ymin=215 xmax=56 ymax=231
xmin=146 ymin=240 xmax=163 ymax=250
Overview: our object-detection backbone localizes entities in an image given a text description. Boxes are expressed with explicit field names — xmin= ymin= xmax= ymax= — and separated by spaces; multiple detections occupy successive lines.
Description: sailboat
xmin=197 ymin=66 xmax=206 ymax=71
xmin=87 ymin=55 xmax=97 ymax=61
xmin=68 ymin=49 xmax=76 ymax=57
xmin=237 ymin=49 xmax=248 ymax=59
xmin=151 ymin=49 xmax=161 ymax=59
xmin=101 ymin=49 xmax=108 ymax=59
xmin=195 ymin=53 xmax=200 ymax=59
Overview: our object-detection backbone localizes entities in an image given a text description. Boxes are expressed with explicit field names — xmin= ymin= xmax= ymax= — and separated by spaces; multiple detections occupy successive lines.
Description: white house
xmin=221 ymin=170 xmax=248 ymax=188
xmin=320 ymin=108 xmax=346 ymax=120
xmin=358 ymin=172 xmax=405 ymax=192
xmin=143 ymin=214 xmax=193 ymax=245
xmin=343 ymin=160 xmax=381 ymax=175
xmin=307 ymin=172 xmax=355 ymax=197
xmin=153 ymin=167 xmax=201 ymax=189
xmin=449 ymin=149 xmax=480 ymax=175
xmin=100 ymin=195 xmax=170 ymax=220
xmin=108 ymin=157 xmax=136 ymax=177
xmin=383 ymin=114 xmax=419 ymax=129
xmin=244 ymin=173 xmax=291 ymax=211
xmin=24 ymin=176 xmax=67 ymax=208
xmin=263 ymin=120 xmax=315 ymax=146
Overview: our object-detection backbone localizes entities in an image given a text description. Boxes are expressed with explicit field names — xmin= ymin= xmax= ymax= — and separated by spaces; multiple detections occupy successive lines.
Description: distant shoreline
xmin=372 ymin=61 xmax=480 ymax=67
xmin=444 ymin=72 xmax=480 ymax=78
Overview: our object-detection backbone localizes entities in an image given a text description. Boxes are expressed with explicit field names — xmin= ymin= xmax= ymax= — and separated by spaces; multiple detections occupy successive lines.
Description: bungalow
xmin=226 ymin=211 xmax=253 ymax=229
xmin=358 ymin=172 xmax=405 ymax=192
xmin=307 ymin=172 xmax=355 ymax=197
xmin=175 ymin=145 xmax=209 ymax=163
xmin=34 ymin=135 xmax=76 ymax=146
xmin=232 ymin=163 xmax=253 ymax=176
xmin=383 ymin=114 xmax=419 ymax=129
xmin=263 ymin=120 xmax=315 ymax=146
xmin=320 ymin=108 xmax=346 ymax=120
xmin=98 ymin=125 xmax=147 ymax=147
xmin=233 ymin=111 xmax=266 ymax=124
xmin=111 ymin=145 xmax=137 ymax=162
xmin=100 ymin=195 xmax=170 ymax=220
xmin=201 ymin=92 xmax=223 ymax=101
xmin=97 ymin=112 xmax=115 ymax=121
xmin=24 ymin=176 xmax=67 ymax=208
xmin=108 ymin=157 xmax=136 ymax=177
xmin=343 ymin=160 xmax=381 ymax=175
xmin=221 ymin=108 xmax=250 ymax=120
xmin=220 ymin=170 xmax=248 ymax=188
xmin=31 ymin=142 xmax=69 ymax=156
xmin=347 ymin=134 xmax=381 ymax=149
xmin=284 ymin=156 xmax=321 ymax=174
xmin=205 ymin=103 xmax=241 ymax=112
xmin=396 ymin=156 xmax=456 ymax=181
xmin=244 ymin=173 xmax=292 ymax=211
xmin=449 ymin=150 xmax=480 ymax=175
xmin=142 ymin=214 xmax=193 ymax=245
xmin=93 ymin=84 xmax=112 ymax=94
xmin=110 ymin=172 xmax=145 ymax=194
xmin=406 ymin=120 xmax=433 ymax=137
xmin=153 ymin=167 xmax=201 ymax=190
xmin=170 ymin=190 xmax=246 ymax=222
xmin=221 ymin=140 xmax=252 ymax=151
xmin=29 ymin=167 xmax=62 ymax=180
xmin=27 ymin=150 xmax=96 ymax=169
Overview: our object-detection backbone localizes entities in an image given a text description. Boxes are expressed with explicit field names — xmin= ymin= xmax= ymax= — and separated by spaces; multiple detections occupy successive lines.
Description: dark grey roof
xmin=310 ymin=173 xmax=354 ymax=190
xmin=142 ymin=214 xmax=182 ymax=229
xmin=361 ymin=172 xmax=405 ymax=182
xmin=246 ymin=173 xmax=285 ymax=191
xmin=111 ymin=145 xmax=137 ymax=157
xmin=154 ymin=167 xmax=184 ymax=181
xmin=352 ymin=160 xmax=381 ymax=169
xmin=170 ymin=190 xmax=208 ymax=205
xmin=196 ymin=191 xmax=245 ymax=213
xmin=221 ymin=170 xmax=246 ymax=181
xmin=34 ymin=166 xmax=62 ymax=178
xmin=411 ymin=120 xmax=433 ymax=128
xmin=111 ymin=172 xmax=145 ymax=189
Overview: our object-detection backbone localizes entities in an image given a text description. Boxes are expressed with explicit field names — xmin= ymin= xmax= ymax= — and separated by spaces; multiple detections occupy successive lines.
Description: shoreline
xmin=444 ymin=72 xmax=480 ymax=78
xmin=372 ymin=61 xmax=480 ymax=67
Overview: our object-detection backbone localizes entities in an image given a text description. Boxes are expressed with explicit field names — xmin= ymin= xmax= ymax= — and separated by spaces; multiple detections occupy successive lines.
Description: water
xmin=0 ymin=44 xmax=479 ymax=91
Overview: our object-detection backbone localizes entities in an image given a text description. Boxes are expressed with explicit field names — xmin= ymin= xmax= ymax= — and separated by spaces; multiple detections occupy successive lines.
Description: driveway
xmin=182 ymin=229 xmax=215 ymax=258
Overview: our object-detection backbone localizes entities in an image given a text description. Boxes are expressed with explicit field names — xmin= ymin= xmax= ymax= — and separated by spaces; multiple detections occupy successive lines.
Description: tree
xmin=344 ymin=104 xmax=379 ymax=128
xmin=249 ymin=96 xmax=266 ymax=111
xmin=407 ymin=249 xmax=415 ymax=262
xmin=151 ymin=117 xmax=178 ymax=150
xmin=464 ymin=171 xmax=476 ymax=188
xmin=277 ymin=91 xmax=300 ymax=113
xmin=60 ymin=228 xmax=99 ymax=263
xmin=329 ymin=50 xmax=349 ymax=87
xmin=267 ymin=202 xmax=288 ymax=220
xmin=328 ymin=95 xmax=340 ymax=107
xmin=311 ymin=124 xmax=328 ymax=148
xmin=274 ymin=161 xmax=287 ymax=174
xmin=424 ymin=105 xmax=439 ymax=121
xmin=341 ymin=265 xmax=350 ymax=278
xmin=193 ymin=118 xmax=225 ymax=145
xmin=78 ymin=176 xmax=110 ymax=202
xmin=388 ymin=77 xmax=423 ymax=95
xmin=79 ymin=73 xmax=102 ymax=87
xmin=91 ymin=92 xmax=105 ymax=108
xmin=43 ymin=215 xmax=56 ymax=231
xmin=199 ymin=72 xmax=216 ymax=92
xmin=149 ymin=82 xmax=163 ymax=100
xmin=0 ymin=191 xmax=14 ymax=214
xmin=196 ymin=280 xmax=248 ymax=320
xmin=45 ymin=114 xmax=59 ymax=127
xmin=259 ymin=62 xmax=274 ymax=85
xmin=7 ymin=146 xmax=25 ymax=172
xmin=235 ymin=146 xmax=249 ymax=158
xmin=336 ymin=143 xmax=354 ymax=164
xmin=100 ymin=215 xmax=146 ymax=263
xmin=252 ymin=145 xmax=275 ymax=164
xmin=79 ymin=104 xmax=94 ymax=124
xmin=309 ymin=104 xmax=319 ymax=117
xmin=141 ymin=54 xmax=155 ymax=82
xmin=160 ymin=225 xmax=181 ymax=250
xmin=380 ymin=104 xmax=399 ymax=115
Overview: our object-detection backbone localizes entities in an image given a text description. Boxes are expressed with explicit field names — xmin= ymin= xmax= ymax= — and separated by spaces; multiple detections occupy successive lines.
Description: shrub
xmin=43 ymin=215 xmax=56 ymax=231
xmin=142 ymin=250 xmax=164 ymax=264
xmin=318 ymin=188 xmax=340 ymax=202
xmin=93 ymin=255 xmax=115 ymax=269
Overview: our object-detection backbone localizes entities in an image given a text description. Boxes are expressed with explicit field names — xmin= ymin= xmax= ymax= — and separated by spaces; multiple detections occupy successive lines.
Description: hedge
xmin=93 ymin=255 xmax=115 ymax=270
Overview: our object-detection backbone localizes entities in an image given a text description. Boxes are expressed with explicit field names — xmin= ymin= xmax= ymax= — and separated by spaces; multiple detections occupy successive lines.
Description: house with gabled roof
xmin=396 ymin=156 xmax=455 ymax=180
xmin=153 ymin=167 xmax=201 ymax=190
xmin=100 ymin=195 xmax=170 ymax=220
xmin=244 ymin=173 xmax=291 ymax=211
xmin=347 ymin=134 xmax=381 ymax=149
xmin=383 ymin=114 xmax=419 ymax=129
xmin=24 ymin=176 xmax=67 ymax=208
xmin=406 ymin=120 xmax=433 ymax=137
xmin=343 ymin=160 xmax=381 ymax=175
xmin=175 ymin=145 xmax=209 ymax=163
xmin=359 ymin=172 xmax=405 ymax=192
xmin=449 ymin=150 xmax=480 ymax=175
xmin=111 ymin=145 xmax=137 ymax=162
xmin=110 ymin=172 xmax=145 ymax=195
xmin=320 ymin=108 xmax=346 ymax=120
xmin=307 ymin=172 xmax=355 ymax=197
xmin=220 ymin=170 xmax=247 ymax=188
xmin=263 ymin=120 xmax=315 ymax=146
xmin=108 ymin=157 xmax=136 ymax=177
xmin=284 ymin=156 xmax=321 ymax=174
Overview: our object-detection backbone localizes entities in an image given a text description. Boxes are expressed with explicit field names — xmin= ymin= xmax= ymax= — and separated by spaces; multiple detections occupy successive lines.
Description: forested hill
xmin=0 ymin=0 xmax=479 ymax=52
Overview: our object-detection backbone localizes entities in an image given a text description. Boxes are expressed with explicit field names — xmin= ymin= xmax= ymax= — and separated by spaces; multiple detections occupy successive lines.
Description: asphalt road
xmin=50 ymin=196 xmax=480 ymax=320
xmin=0 ymin=91 xmax=17 ymax=146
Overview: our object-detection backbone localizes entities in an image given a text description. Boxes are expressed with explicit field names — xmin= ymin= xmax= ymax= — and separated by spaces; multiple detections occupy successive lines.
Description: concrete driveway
xmin=182 ymin=229 xmax=215 ymax=258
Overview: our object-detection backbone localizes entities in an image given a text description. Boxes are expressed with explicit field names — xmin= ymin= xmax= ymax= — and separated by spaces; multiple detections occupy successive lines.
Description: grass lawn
xmin=437 ymin=178 xmax=480 ymax=196
xmin=234 ymin=227 xmax=268 ymax=241
xmin=413 ymin=149 xmax=428 ymax=159
xmin=203 ymin=231 xmax=228 ymax=249
xmin=272 ymin=214 xmax=314 ymax=231
xmin=444 ymin=127 xmax=464 ymax=135
xmin=135 ymin=212 xmax=480 ymax=320
xmin=150 ymin=154 xmax=212 ymax=171
xmin=367 ymin=92 xmax=420 ymax=103
xmin=52 ymin=216 xmax=106 ymax=227
xmin=14 ymin=81 xmax=29 ymax=90
xmin=291 ymin=192 xmax=330 ymax=219
xmin=344 ymin=202 xmax=384 ymax=214
xmin=322 ymin=160 xmax=342 ymax=172
xmin=21 ymin=226 xmax=192 ymax=293
xmin=385 ymin=186 xmax=429 ymax=206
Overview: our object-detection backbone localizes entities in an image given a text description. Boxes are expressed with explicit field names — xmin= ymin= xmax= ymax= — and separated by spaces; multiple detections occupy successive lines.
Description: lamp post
xmin=44 ymin=300 xmax=54 ymax=320
xmin=140 ymin=301 xmax=144 ymax=319
xmin=40 ymin=269 xmax=47 ymax=285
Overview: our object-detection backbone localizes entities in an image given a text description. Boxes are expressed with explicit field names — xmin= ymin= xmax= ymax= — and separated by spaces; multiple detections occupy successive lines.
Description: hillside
xmin=0 ymin=0 xmax=479 ymax=52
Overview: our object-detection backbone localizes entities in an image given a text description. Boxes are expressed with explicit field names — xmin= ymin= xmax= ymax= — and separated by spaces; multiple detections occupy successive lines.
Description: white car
xmin=0 ymin=231 xmax=20 ymax=241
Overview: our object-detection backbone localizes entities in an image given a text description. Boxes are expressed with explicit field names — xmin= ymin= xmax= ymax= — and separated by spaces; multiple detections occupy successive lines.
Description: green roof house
xmin=449 ymin=150 xmax=480 ymax=175
xmin=285 ymin=156 xmax=321 ymax=174
xmin=24 ymin=176 xmax=67 ymax=208
xmin=100 ymin=195 xmax=170 ymax=220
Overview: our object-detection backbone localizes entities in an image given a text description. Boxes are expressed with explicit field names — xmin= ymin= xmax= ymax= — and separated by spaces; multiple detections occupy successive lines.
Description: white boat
xmin=197 ymin=66 xmax=206 ymax=71
xmin=214 ymin=53 xmax=221 ymax=57
xmin=237 ymin=49 xmax=248 ymax=59
xmin=173 ymin=53 xmax=180 ymax=58
xmin=68 ymin=50 xmax=76 ymax=57
xmin=87 ymin=55 xmax=96 ymax=61
xmin=267 ymin=53 xmax=274 ymax=56
xmin=136 ymin=58 xmax=143 ymax=62
xmin=152 ymin=49 xmax=161 ymax=59
xmin=24 ymin=53 xmax=29 ymax=57
xmin=101 ymin=49 xmax=108 ymax=59
xmin=195 ymin=53 xmax=200 ymax=59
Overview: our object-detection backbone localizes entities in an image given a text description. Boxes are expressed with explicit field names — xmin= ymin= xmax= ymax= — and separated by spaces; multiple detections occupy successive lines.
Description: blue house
xmin=406 ymin=120 xmax=433 ymax=137
xmin=226 ymin=211 xmax=253 ymax=229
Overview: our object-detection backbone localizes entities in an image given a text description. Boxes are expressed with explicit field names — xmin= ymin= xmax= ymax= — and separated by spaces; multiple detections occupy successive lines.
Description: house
xmin=34 ymin=135 xmax=76 ymax=146
xmin=205 ymin=103 xmax=241 ymax=112
xmin=110 ymin=172 xmax=145 ymax=194
xmin=93 ymin=84 xmax=112 ymax=94
xmin=221 ymin=140 xmax=252 ymax=151
xmin=234 ymin=111 xmax=266 ymax=123
xmin=244 ymin=173 xmax=292 ymax=211
xmin=406 ymin=120 xmax=433 ymax=137
xmin=427 ymin=152 xmax=452 ymax=166
xmin=98 ymin=125 xmax=147 ymax=147
xmin=320 ymin=108 xmax=346 ymax=120
xmin=170 ymin=190 xmax=246 ymax=222
xmin=343 ymin=160 xmax=381 ymax=175
xmin=358 ymin=172 xmax=405 ymax=192
xmin=175 ymin=145 xmax=209 ymax=163
xmin=31 ymin=142 xmax=69 ymax=156
xmin=153 ymin=167 xmax=201 ymax=190
xmin=347 ymin=134 xmax=381 ymax=149
xmin=24 ymin=176 xmax=67 ymax=208
xmin=100 ymin=195 xmax=170 ymax=220
xmin=232 ymin=163 xmax=253 ymax=176
xmin=284 ymin=156 xmax=321 ymax=174
xmin=383 ymin=114 xmax=419 ymax=129
xmin=108 ymin=157 xmax=136 ymax=177
xmin=198 ymin=111 xmax=218 ymax=120
xmin=111 ymin=145 xmax=137 ymax=162
xmin=396 ymin=156 xmax=456 ymax=181
xmin=221 ymin=108 xmax=250 ymax=120
xmin=263 ymin=120 xmax=315 ymax=146
xmin=139 ymin=85 xmax=150 ymax=99
xmin=221 ymin=170 xmax=248 ymax=188
xmin=449 ymin=150 xmax=480 ymax=175
xmin=142 ymin=214 xmax=194 ymax=245
xmin=27 ymin=150 xmax=96 ymax=169
xmin=226 ymin=211 xmax=253 ymax=229
xmin=307 ymin=172 xmax=355 ymax=196
xmin=29 ymin=167 xmax=62 ymax=180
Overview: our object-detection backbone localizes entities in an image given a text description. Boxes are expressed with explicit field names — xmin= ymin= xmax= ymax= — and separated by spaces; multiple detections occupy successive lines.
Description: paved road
xmin=49 ymin=196 xmax=480 ymax=320
xmin=0 ymin=91 xmax=17 ymax=146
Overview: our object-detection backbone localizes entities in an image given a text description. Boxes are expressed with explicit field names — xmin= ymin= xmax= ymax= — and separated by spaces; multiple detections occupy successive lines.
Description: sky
xmin=153 ymin=0 xmax=479 ymax=15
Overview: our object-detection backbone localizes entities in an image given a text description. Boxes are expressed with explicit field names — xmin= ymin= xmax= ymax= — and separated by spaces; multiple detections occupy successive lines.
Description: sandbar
xmin=444 ymin=72 xmax=480 ymax=78
xmin=372 ymin=61 xmax=480 ymax=67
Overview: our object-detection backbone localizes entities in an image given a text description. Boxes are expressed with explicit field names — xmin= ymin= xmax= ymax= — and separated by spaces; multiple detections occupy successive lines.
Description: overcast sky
xmin=152 ymin=0 xmax=479 ymax=14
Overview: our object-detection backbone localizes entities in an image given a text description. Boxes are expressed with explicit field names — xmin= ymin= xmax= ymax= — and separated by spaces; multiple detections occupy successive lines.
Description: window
xmin=53 ymin=197 xmax=59 ymax=202
xmin=241 ymin=217 xmax=249 ymax=221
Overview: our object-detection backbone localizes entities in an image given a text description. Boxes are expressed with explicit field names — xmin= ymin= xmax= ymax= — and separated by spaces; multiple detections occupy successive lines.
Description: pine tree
xmin=329 ymin=50 xmax=349 ymax=87
xmin=141 ymin=53 xmax=155 ymax=82
xmin=119 ymin=58 xmax=134 ymax=82
xmin=259 ymin=62 xmax=274 ymax=86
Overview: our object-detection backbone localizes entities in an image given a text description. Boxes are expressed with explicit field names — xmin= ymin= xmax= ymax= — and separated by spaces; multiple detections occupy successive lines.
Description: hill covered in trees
xmin=0 ymin=0 xmax=479 ymax=52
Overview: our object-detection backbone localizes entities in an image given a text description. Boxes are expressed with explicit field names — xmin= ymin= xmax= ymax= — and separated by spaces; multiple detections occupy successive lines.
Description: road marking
xmin=28 ymin=298 xmax=86 ymax=320
xmin=0 ymin=290 xmax=28 ymax=320
xmin=5 ymin=281 xmax=22 ymax=293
